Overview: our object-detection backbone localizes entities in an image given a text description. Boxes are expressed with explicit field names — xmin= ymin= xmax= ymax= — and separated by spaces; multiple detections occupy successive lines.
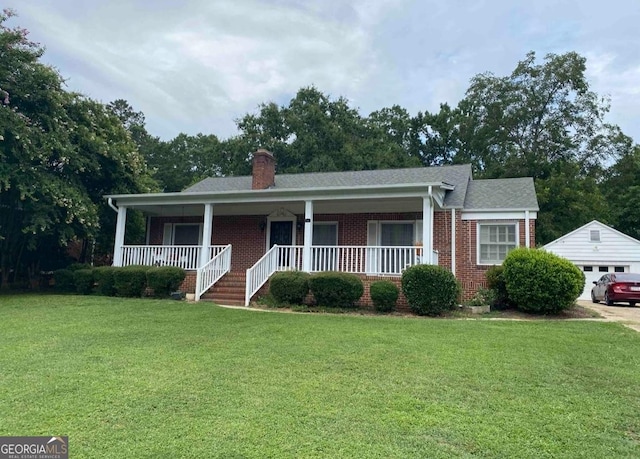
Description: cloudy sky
xmin=13 ymin=0 xmax=640 ymax=143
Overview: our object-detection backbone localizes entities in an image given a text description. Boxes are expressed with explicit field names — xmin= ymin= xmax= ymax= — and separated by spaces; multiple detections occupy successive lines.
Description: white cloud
xmin=13 ymin=0 xmax=640 ymax=143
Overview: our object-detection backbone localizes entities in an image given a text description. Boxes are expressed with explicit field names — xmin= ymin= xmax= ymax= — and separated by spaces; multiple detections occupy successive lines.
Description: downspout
xmin=525 ymin=210 xmax=530 ymax=248
xmin=451 ymin=208 xmax=456 ymax=275
xmin=428 ymin=186 xmax=433 ymax=264
xmin=107 ymin=197 xmax=119 ymax=213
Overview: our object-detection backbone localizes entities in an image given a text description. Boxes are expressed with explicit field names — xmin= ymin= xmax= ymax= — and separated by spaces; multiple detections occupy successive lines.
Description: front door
xmin=269 ymin=221 xmax=293 ymax=247
xmin=269 ymin=221 xmax=294 ymax=269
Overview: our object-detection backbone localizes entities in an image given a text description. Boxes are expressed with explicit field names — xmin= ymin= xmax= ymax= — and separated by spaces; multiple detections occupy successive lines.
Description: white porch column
xmin=302 ymin=200 xmax=314 ymax=272
xmin=113 ymin=205 xmax=127 ymax=267
xmin=422 ymin=193 xmax=433 ymax=264
xmin=200 ymin=203 xmax=214 ymax=267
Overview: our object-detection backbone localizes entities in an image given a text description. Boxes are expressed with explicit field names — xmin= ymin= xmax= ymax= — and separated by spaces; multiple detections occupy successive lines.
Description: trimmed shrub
xmin=401 ymin=265 xmax=460 ymax=316
xmin=113 ymin=266 xmax=149 ymax=297
xmin=269 ymin=271 xmax=310 ymax=305
xmin=309 ymin=272 xmax=364 ymax=308
xmin=486 ymin=265 xmax=511 ymax=310
xmin=93 ymin=266 xmax=116 ymax=296
xmin=73 ymin=269 xmax=95 ymax=295
xmin=502 ymin=248 xmax=585 ymax=314
xmin=53 ymin=269 xmax=75 ymax=293
xmin=67 ymin=262 xmax=92 ymax=271
xmin=146 ymin=266 xmax=186 ymax=297
xmin=370 ymin=280 xmax=399 ymax=312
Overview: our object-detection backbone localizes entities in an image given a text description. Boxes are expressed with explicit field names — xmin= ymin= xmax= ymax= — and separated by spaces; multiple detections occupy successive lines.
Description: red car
xmin=591 ymin=273 xmax=640 ymax=306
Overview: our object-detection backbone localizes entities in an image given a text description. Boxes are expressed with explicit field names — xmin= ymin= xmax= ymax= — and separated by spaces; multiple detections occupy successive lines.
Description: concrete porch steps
xmin=201 ymin=271 xmax=246 ymax=306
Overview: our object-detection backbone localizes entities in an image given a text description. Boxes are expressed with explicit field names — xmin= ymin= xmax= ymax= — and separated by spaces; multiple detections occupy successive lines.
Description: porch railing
xmin=120 ymin=245 xmax=228 ymax=270
xmin=275 ymin=245 xmax=438 ymax=276
xmin=244 ymin=245 xmax=439 ymax=305
xmin=195 ymin=244 xmax=232 ymax=301
xmin=245 ymin=244 xmax=280 ymax=306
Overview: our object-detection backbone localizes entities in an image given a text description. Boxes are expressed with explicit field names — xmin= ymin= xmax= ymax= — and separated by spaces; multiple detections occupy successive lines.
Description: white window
xmin=367 ymin=220 xmax=419 ymax=274
xmin=589 ymin=229 xmax=601 ymax=242
xmin=380 ymin=222 xmax=414 ymax=246
xmin=312 ymin=223 xmax=338 ymax=271
xmin=478 ymin=223 xmax=517 ymax=264
xmin=313 ymin=222 xmax=338 ymax=246
xmin=163 ymin=223 xmax=203 ymax=246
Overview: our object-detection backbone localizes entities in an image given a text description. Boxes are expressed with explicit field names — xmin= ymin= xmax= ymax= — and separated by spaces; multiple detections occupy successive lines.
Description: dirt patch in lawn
xmin=472 ymin=305 xmax=601 ymax=320
xmin=247 ymin=301 xmax=601 ymax=320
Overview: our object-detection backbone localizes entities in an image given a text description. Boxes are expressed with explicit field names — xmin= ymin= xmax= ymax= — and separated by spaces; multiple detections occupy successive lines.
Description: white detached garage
xmin=544 ymin=220 xmax=640 ymax=300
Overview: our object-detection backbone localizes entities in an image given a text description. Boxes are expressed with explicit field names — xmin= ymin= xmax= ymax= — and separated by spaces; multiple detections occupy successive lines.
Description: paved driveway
xmin=578 ymin=300 xmax=640 ymax=332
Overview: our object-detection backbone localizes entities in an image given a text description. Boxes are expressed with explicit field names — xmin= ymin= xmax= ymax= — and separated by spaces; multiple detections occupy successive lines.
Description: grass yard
xmin=1 ymin=295 xmax=640 ymax=458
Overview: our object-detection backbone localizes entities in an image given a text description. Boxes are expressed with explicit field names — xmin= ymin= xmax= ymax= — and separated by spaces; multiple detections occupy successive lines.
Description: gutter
xmin=107 ymin=197 xmax=119 ymax=213
xmin=104 ymin=182 xmax=452 ymax=207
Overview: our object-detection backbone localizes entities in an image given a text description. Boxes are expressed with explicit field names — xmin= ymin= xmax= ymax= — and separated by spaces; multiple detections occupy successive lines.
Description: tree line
xmin=1 ymin=9 xmax=638 ymax=287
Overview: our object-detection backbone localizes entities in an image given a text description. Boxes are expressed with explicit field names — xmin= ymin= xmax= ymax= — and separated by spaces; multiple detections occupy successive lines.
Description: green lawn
xmin=1 ymin=295 xmax=639 ymax=458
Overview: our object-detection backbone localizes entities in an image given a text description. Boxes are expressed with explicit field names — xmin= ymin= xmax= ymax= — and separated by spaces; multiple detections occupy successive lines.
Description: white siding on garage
xmin=544 ymin=221 xmax=640 ymax=300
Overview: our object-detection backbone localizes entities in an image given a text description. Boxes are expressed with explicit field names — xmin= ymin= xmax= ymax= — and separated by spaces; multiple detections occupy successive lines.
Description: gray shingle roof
xmin=464 ymin=178 xmax=539 ymax=210
xmin=182 ymin=165 xmax=538 ymax=210
xmin=184 ymin=164 xmax=473 ymax=207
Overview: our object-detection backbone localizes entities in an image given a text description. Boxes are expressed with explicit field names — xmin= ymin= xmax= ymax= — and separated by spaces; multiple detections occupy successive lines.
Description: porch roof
xmin=106 ymin=182 xmax=452 ymax=210
xmin=107 ymin=164 xmax=472 ymax=209
xmin=105 ymin=164 xmax=539 ymax=214
xmin=185 ymin=164 xmax=472 ymax=208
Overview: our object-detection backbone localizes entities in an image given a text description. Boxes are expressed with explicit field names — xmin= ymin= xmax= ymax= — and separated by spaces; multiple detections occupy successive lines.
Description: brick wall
xmin=456 ymin=218 xmax=536 ymax=299
xmin=357 ymin=275 xmax=409 ymax=312
xmin=152 ymin=211 xmax=536 ymax=300
xmin=180 ymin=271 xmax=197 ymax=294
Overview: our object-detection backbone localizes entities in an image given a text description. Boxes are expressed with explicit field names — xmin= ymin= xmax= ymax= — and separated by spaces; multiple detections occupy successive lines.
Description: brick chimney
xmin=251 ymin=149 xmax=276 ymax=190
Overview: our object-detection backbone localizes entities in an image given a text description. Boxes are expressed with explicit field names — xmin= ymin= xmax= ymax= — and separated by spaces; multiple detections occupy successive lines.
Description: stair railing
xmin=245 ymin=244 xmax=279 ymax=306
xmin=195 ymin=244 xmax=232 ymax=301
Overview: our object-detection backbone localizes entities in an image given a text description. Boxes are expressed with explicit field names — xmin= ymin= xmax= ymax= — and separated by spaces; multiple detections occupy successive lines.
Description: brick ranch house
xmin=105 ymin=149 xmax=538 ymax=306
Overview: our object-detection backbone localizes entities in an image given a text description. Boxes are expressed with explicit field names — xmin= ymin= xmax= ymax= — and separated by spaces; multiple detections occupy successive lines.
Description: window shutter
xmin=162 ymin=223 xmax=173 ymax=245
xmin=366 ymin=221 xmax=378 ymax=274
xmin=367 ymin=221 xmax=378 ymax=246
xmin=415 ymin=220 xmax=423 ymax=244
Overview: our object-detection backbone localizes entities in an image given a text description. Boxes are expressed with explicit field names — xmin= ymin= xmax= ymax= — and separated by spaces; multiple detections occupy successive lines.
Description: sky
xmin=12 ymin=0 xmax=640 ymax=143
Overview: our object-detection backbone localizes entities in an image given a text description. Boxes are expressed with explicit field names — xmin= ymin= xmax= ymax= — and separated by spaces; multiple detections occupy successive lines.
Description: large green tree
xmin=233 ymin=86 xmax=419 ymax=174
xmin=454 ymin=51 xmax=628 ymax=179
xmin=0 ymin=10 xmax=154 ymax=286
xmin=602 ymin=145 xmax=640 ymax=240
xmin=448 ymin=51 xmax=631 ymax=243
xmin=153 ymin=133 xmax=225 ymax=192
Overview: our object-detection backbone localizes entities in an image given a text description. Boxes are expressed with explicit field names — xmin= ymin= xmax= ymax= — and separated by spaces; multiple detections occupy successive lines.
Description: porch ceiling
xmin=135 ymin=197 xmax=429 ymax=217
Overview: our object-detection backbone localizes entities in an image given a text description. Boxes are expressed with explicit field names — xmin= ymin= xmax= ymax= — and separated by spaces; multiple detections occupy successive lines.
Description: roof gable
xmin=544 ymin=220 xmax=640 ymax=248
xmin=463 ymin=177 xmax=539 ymax=210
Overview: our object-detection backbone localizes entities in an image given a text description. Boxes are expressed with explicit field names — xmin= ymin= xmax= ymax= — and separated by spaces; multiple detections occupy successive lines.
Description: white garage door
xmin=576 ymin=265 xmax=629 ymax=300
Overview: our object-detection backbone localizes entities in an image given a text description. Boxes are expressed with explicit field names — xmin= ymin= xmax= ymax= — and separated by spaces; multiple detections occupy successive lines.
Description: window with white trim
xmin=163 ymin=223 xmax=203 ymax=246
xmin=478 ymin=223 xmax=517 ymax=264
xmin=589 ymin=229 xmax=601 ymax=242
xmin=380 ymin=222 xmax=414 ymax=246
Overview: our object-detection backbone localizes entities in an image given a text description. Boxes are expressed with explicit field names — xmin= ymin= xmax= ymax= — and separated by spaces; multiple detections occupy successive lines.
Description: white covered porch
xmin=107 ymin=182 xmax=448 ymax=304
